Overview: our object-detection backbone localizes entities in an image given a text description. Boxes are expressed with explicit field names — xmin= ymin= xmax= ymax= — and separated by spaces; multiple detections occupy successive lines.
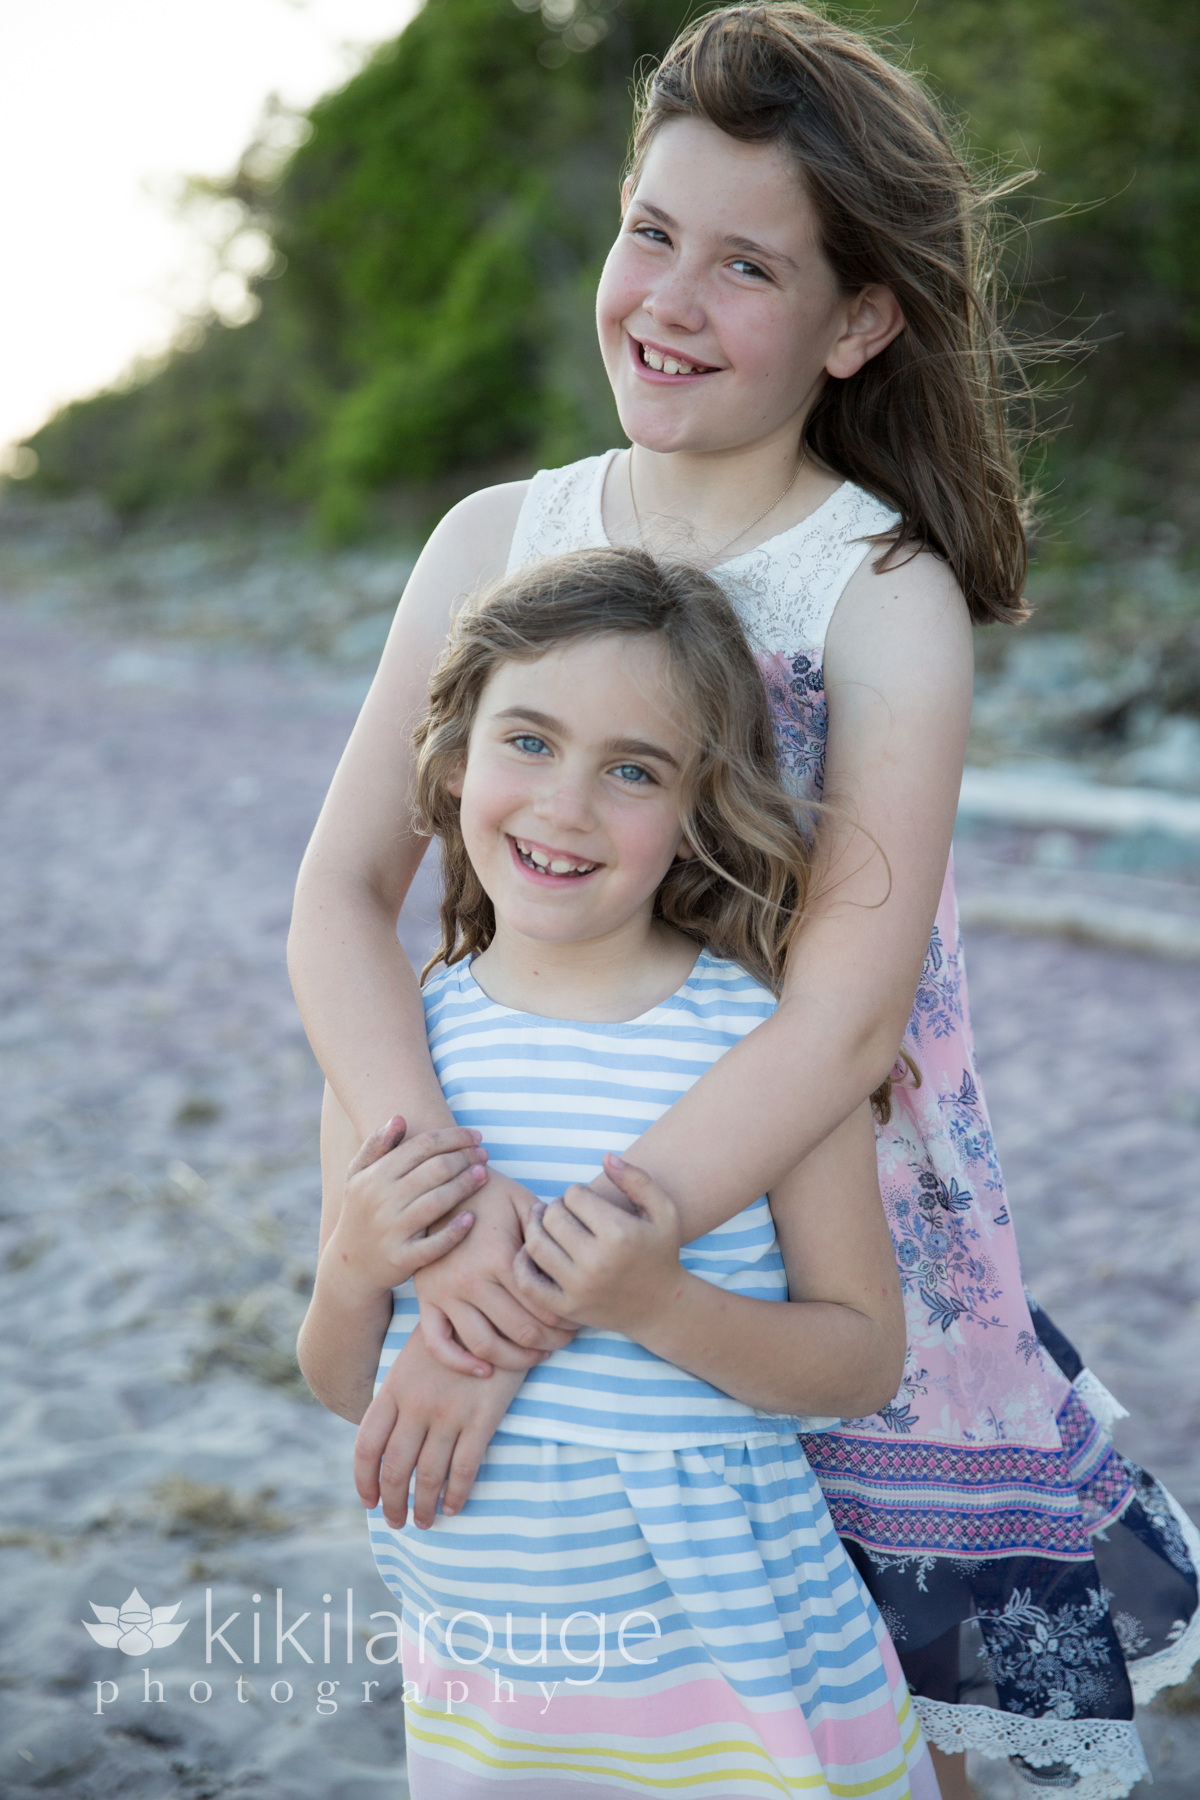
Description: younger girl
xmin=299 ymin=547 xmax=937 ymax=1798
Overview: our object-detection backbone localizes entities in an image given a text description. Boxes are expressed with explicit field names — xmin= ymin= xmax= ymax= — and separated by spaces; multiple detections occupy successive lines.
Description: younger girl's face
xmin=452 ymin=635 xmax=691 ymax=951
xmin=596 ymin=117 xmax=848 ymax=457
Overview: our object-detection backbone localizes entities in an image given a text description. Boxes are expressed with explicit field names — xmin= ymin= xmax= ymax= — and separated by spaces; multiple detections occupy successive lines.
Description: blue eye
xmin=633 ymin=223 xmax=670 ymax=245
xmin=613 ymin=763 xmax=653 ymax=785
xmin=511 ymin=734 xmax=550 ymax=755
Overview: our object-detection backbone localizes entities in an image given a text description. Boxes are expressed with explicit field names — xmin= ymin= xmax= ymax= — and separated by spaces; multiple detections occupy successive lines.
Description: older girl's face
xmin=596 ymin=117 xmax=849 ymax=457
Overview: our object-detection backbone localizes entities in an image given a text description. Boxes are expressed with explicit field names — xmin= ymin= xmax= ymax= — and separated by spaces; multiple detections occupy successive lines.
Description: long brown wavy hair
xmin=413 ymin=546 xmax=913 ymax=1119
xmin=629 ymin=3 xmax=1035 ymax=626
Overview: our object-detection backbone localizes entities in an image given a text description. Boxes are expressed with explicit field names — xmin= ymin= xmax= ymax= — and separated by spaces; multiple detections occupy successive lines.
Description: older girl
xmin=290 ymin=8 xmax=1199 ymax=1793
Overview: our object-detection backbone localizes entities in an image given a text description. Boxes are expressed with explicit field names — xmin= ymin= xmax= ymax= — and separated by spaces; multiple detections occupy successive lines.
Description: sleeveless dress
xmin=369 ymin=952 xmax=937 ymax=1799
xmin=504 ymin=450 xmax=1200 ymax=1795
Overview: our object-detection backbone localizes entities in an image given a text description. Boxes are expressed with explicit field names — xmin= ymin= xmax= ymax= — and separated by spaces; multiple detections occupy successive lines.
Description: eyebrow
xmin=603 ymin=735 xmax=680 ymax=769
xmin=634 ymin=201 xmax=798 ymax=273
xmin=723 ymin=232 xmax=799 ymax=273
xmin=492 ymin=706 xmax=680 ymax=770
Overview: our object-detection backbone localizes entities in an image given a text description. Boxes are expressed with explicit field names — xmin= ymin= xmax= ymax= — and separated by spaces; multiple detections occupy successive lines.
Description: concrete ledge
xmin=959 ymin=890 xmax=1200 ymax=959
xmin=958 ymin=768 xmax=1200 ymax=841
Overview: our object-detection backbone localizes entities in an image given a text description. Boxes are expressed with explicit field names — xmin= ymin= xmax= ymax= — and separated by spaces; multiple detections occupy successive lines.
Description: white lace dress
xmin=503 ymin=449 xmax=1200 ymax=1796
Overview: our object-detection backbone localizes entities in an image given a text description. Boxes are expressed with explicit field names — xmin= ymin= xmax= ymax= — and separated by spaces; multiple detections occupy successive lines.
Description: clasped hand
xmin=413 ymin=1150 xmax=685 ymax=1369
xmin=514 ymin=1154 xmax=685 ymax=1337
xmin=326 ymin=1114 xmax=488 ymax=1296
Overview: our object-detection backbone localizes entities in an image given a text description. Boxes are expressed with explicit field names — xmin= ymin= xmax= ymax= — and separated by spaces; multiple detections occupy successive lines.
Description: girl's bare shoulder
xmin=445 ymin=476 xmax=532 ymax=545
xmin=826 ymin=541 xmax=973 ymax=690
xmin=344 ymin=478 xmax=531 ymax=787
xmin=400 ymin=478 xmax=531 ymax=630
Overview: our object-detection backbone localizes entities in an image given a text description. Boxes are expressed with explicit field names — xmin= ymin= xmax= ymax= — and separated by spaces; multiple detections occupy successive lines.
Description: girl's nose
xmin=643 ymin=263 xmax=707 ymax=337
xmin=535 ymin=775 xmax=596 ymax=833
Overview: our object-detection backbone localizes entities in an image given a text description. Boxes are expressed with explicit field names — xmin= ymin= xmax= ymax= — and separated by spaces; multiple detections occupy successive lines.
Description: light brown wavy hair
xmin=413 ymin=545 xmax=913 ymax=1120
xmin=629 ymin=3 xmax=1035 ymax=626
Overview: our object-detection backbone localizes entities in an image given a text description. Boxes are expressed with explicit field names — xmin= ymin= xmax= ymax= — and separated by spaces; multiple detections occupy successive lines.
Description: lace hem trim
xmin=914 ymin=1697 xmax=1148 ymax=1798
xmin=1128 ymin=1479 xmax=1200 ymax=1705
xmin=1072 ymin=1368 xmax=1130 ymax=1433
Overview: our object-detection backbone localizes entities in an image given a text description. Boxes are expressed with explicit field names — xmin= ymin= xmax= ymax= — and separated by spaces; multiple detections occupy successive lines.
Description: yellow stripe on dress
xmin=405 ymin=1698 xmax=916 ymax=1796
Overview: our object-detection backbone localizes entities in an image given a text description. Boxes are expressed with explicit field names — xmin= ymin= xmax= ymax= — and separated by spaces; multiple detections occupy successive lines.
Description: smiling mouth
xmin=512 ymin=837 xmax=602 ymax=878
xmin=634 ymin=337 xmax=719 ymax=377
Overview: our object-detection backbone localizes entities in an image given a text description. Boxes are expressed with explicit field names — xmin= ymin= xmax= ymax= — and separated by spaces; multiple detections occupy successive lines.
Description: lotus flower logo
xmin=82 ymin=1588 xmax=189 ymax=1655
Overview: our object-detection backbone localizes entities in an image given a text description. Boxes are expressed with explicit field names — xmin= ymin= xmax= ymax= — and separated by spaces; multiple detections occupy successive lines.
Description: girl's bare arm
xmin=296 ymin=1094 xmax=489 ymax=1420
xmin=519 ymin=1109 xmax=905 ymax=1420
xmin=618 ymin=545 xmax=973 ymax=1217
xmin=287 ymin=479 xmax=528 ymax=1142
xmin=298 ymin=1096 xmax=530 ymax=1527
xmin=418 ymin=545 xmax=972 ymax=1363
xmin=289 ymin=477 xmax=579 ymax=1359
xmin=633 ymin=1106 xmax=904 ymax=1418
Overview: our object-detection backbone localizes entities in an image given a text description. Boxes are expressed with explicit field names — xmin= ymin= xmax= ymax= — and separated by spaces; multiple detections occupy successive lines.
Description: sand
xmin=2 ymin=595 xmax=1199 ymax=1798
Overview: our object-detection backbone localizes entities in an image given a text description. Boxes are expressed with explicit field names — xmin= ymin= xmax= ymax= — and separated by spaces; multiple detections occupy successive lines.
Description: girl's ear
xmin=447 ymin=760 xmax=466 ymax=799
xmin=674 ymin=836 xmax=694 ymax=863
xmin=825 ymin=284 xmax=906 ymax=381
xmin=620 ymin=176 xmax=632 ymax=215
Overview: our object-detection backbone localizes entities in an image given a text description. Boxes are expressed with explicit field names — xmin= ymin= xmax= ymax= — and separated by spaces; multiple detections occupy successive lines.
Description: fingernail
xmin=443 ymin=1503 xmax=458 ymax=1515
xmin=459 ymin=1211 xmax=475 ymax=1227
xmin=607 ymin=1153 xmax=625 ymax=1170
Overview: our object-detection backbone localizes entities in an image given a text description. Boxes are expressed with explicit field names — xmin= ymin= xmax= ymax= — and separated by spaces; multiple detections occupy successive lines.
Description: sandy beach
xmin=3 ymin=564 xmax=1200 ymax=1796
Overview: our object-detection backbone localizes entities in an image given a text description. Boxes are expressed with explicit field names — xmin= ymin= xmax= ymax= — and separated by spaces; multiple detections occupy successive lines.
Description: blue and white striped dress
xmin=369 ymin=952 xmax=934 ymax=1798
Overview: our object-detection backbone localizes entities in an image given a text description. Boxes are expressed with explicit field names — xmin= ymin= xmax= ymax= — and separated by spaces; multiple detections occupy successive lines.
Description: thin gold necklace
xmin=626 ymin=447 xmax=806 ymax=566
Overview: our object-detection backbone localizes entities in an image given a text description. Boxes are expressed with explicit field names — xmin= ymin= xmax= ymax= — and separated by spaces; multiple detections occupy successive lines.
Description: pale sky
xmin=0 ymin=0 xmax=420 ymax=461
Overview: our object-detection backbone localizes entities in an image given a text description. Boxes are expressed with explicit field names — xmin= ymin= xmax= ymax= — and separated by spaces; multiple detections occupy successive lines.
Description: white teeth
xmin=515 ymin=839 xmax=595 ymax=875
xmin=643 ymin=344 xmax=700 ymax=375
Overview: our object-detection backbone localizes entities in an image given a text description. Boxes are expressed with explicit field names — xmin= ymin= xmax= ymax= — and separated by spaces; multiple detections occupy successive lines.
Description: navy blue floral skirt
xmin=811 ymin=1299 xmax=1200 ymax=1795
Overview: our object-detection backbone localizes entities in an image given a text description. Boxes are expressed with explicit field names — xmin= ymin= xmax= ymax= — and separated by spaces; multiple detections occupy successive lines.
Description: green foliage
xmin=23 ymin=0 xmax=1200 ymax=546
xmin=317 ymin=200 xmax=544 ymax=535
xmin=874 ymin=0 xmax=1200 ymax=310
xmin=868 ymin=0 xmax=1200 ymax=544
xmin=28 ymin=297 xmax=333 ymax=511
xmin=29 ymin=0 xmax=674 ymax=532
